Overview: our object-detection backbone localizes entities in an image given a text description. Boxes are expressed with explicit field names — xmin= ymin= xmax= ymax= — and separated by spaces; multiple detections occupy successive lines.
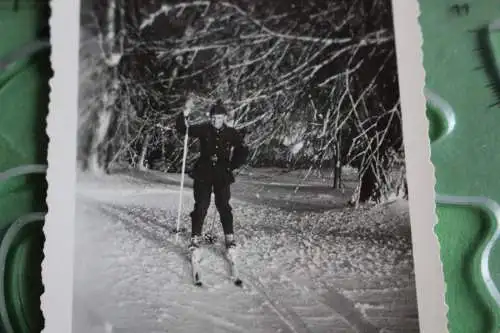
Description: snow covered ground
xmin=72 ymin=170 xmax=419 ymax=333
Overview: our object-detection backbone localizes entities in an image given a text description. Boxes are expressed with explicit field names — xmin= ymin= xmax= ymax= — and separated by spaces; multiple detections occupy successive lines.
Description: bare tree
xmin=78 ymin=0 xmax=126 ymax=174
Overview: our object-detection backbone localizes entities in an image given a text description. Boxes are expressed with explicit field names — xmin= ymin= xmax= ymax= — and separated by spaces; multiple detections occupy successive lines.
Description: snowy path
xmin=72 ymin=173 xmax=420 ymax=333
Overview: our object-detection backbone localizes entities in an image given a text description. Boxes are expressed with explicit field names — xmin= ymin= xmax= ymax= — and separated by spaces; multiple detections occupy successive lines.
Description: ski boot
xmin=203 ymin=232 xmax=218 ymax=244
xmin=189 ymin=235 xmax=202 ymax=251
xmin=224 ymin=234 xmax=237 ymax=250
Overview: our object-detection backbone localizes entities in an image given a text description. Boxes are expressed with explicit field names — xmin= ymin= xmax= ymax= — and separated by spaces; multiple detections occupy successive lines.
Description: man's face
xmin=211 ymin=114 xmax=226 ymax=129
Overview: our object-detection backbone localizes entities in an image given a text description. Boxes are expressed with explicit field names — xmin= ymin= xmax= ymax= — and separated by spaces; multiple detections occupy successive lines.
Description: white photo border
xmin=43 ymin=0 xmax=80 ymax=332
xmin=43 ymin=0 xmax=447 ymax=332
xmin=392 ymin=0 xmax=448 ymax=332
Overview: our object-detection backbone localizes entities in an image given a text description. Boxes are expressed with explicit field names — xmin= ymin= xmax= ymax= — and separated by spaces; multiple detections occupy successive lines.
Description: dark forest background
xmin=77 ymin=0 xmax=407 ymax=205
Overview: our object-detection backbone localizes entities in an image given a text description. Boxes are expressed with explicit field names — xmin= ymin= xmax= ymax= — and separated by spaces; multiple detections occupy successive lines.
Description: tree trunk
xmin=349 ymin=164 xmax=379 ymax=207
xmin=359 ymin=164 xmax=380 ymax=204
xmin=333 ymin=160 xmax=341 ymax=189
xmin=87 ymin=0 xmax=124 ymax=174
xmin=87 ymin=111 xmax=112 ymax=174
xmin=138 ymin=133 xmax=151 ymax=171
xmin=333 ymin=139 xmax=341 ymax=189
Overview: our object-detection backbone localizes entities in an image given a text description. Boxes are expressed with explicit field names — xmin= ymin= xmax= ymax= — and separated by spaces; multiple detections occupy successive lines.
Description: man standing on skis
xmin=175 ymin=99 xmax=249 ymax=252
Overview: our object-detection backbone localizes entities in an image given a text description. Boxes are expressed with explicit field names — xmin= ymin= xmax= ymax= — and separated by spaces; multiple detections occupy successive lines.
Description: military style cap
xmin=209 ymin=99 xmax=228 ymax=116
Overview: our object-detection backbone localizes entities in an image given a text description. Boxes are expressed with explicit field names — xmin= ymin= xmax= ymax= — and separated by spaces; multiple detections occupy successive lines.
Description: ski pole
xmin=175 ymin=117 xmax=189 ymax=243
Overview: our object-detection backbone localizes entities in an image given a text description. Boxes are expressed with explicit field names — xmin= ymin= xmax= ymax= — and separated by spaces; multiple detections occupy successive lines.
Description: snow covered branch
xmin=140 ymin=1 xmax=356 ymax=45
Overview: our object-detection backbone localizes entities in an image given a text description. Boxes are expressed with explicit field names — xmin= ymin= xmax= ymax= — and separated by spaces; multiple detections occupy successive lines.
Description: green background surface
xmin=0 ymin=2 xmax=50 ymax=333
xmin=420 ymin=0 xmax=500 ymax=332
xmin=0 ymin=0 xmax=499 ymax=332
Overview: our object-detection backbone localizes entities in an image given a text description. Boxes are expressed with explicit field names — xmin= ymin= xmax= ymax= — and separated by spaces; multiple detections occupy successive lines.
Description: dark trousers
xmin=190 ymin=179 xmax=233 ymax=237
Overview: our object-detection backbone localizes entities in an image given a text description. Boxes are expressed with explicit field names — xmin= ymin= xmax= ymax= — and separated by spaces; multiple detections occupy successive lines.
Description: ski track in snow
xmin=72 ymin=172 xmax=420 ymax=333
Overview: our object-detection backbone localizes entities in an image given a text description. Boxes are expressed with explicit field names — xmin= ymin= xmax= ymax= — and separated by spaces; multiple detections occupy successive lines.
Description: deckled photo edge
xmin=41 ymin=0 xmax=447 ymax=333
xmin=392 ymin=0 xmax=447 ymax=332
xmin=43 ymin=0 xmax=81 ymax=332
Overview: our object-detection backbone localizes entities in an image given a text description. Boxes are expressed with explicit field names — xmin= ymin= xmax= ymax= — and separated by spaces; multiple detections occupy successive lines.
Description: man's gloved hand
xmin=183 ymin=97 xmax=194 ymax=117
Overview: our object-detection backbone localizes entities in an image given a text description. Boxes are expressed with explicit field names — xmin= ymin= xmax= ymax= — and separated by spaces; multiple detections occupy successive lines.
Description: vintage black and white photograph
xmin=69 ymin=0 xmax=424 ymax=332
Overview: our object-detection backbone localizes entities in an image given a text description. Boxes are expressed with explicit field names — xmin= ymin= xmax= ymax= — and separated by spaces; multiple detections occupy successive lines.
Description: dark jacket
xmin=175 ymin=114 xmax=249 ymax=185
